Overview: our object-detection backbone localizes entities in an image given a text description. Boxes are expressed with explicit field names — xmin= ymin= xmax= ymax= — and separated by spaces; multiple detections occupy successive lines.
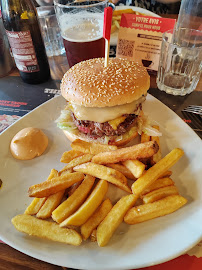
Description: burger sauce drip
xmin=10 ymin=127 xmax=48 ymax=160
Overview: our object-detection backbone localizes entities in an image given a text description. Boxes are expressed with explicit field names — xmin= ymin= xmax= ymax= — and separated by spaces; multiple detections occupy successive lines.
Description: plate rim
xmin=115 ymin=5 xmax=161 ymax=18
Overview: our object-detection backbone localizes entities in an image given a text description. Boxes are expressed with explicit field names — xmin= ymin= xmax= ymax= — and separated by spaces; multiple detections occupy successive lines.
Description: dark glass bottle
xmin=0 ymin=0 xmax=50 ymax=84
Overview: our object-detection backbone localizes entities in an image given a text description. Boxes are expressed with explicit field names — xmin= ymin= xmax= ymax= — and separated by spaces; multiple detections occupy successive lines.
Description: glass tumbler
xmin=157 ymin=28 xmax=202 ymax=96
xmin=176 ymin=0 xmax=202 ymax=31
xmin=37 ymin=6 xmax=65 ymax=57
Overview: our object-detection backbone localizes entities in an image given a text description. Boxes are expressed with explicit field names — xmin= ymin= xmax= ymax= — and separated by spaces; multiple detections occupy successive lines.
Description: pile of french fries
xmin=12 ymin=126 xmax=187 ymax=247
xmin=111 ymin=9 xmax=145 ymax=34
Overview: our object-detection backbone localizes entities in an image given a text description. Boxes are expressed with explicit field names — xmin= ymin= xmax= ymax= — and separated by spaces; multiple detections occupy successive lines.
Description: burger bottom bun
xmin=63 ymin=126 xmax=139 ymax=147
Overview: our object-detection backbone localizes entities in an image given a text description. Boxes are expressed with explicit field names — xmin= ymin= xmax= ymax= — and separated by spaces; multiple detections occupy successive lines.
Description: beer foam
xmin=60 ymin=12 xmax=103 ymax=42
xmin=62 ymin=34 xmax=102 ymax=43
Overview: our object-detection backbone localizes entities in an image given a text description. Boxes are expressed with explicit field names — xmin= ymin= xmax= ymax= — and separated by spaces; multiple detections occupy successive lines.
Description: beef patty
xmin=71 ymin=112 xmax=138 ymax=138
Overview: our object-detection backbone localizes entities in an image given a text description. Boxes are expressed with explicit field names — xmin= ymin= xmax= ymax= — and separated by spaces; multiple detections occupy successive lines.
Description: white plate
xmin=111 ymin=6 xmax=161 ymax=45
xmin=0 ymin=94 xmax=202 ymax=270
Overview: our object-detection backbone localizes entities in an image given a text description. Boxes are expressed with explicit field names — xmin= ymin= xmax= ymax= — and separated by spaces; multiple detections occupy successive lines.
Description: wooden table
xmin=1 ymin=24 xmax=202 ymax=269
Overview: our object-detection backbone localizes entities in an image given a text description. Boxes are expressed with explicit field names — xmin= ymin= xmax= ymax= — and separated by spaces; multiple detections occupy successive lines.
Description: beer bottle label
xmin=6 ymin=30 xmax=40 ymax=73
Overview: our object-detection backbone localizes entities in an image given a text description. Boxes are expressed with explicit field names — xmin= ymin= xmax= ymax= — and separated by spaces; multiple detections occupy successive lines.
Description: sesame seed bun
xmin=61 ymin=58 xmax=150 ymax=107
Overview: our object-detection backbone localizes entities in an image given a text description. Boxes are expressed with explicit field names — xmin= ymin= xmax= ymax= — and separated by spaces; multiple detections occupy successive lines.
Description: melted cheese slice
xmin=70 ymin=96 xmax=145 ymax=123
xmin=108 ymin=116 xmax=126 ymax=130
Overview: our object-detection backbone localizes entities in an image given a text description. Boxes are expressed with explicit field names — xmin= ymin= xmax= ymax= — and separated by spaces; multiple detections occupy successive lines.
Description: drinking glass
xmin=54 ymin=0 xmax=109 ymax=67
xmin=156 ymin=28 xmax=202 ymax=96
xmin=37 ymin=6 xmax=65 ymax=57
xmin=176 ymin=0 xmax=202 ymax=31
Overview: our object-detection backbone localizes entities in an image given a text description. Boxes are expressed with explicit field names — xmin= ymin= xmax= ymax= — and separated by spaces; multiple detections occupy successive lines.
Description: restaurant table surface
xmin=0 ymin=41 xmax=202 ymax=269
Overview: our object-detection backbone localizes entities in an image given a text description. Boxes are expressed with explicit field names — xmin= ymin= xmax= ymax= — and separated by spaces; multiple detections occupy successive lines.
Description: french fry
xmin=90 ymin=229 xmax=97 ymax=242
xmin=111 ymin=9 xmax=145 ymax=35
xmin=67 ymin=182 xmax=81 ymax=197
xmin=58 ymin=169 xmax=74 ymax=186
xmin=92 ymin=141 xmax=159 ymax=165
xmin=141 ymin=177 xmax=174 ymax=196
xmin=115 ymin=127 xmax=138 ymax=147
xmin=124 ymin=195 xmax=187 ymax=224
xmin=112 ymin=15 xmax=121 ymax=21
xmin=131 ymin=148 xmax=184 ymax=196
xmin=52 ymin=175 xmax=95 ymax=223
xmin=60 ymin=180 xmax=108 ymax=227
xmin=97 ymin=194 xmax=138 ymax=247
xmin=151 ymin=125 xmax=161 ymax=165
xmin=28 ymin=172 xmax=84 ymax=198
xmin=159 ymin=170 xmax=172 ymax=178
xmin=12 ymin=214 xmax=82 ymax=246
xmin=59 ymin=168 xmax=73 ymax=176
xmin=142 ymin=186 xmax=179 ymax=204
xmin=123 ymin=160 xmax=145 ymax=178
xmin=151 ymin=151 xmax=161 ymax=165
xmin=141 ymin=132 xmax=150 ymax=143
xmin=106 ymin=163 xmax=136 ymax=180
xmin=81 ymin=198 xmax=113 ymax=240
xmin=36 ymin=190 xmax=65 ymax=219
xmin=24 ymin=197 xmax=47 ymax=216
xmin=60 ymin=154 xmax=94 ymax=172
xmin=60 ymin=149 xmax=83 ymax=163
xmin=114 ymin=19 xmax=120 ymax=29
xmin=47 ymin=169 xmax=59 ymax=179
xmin=111 ymin=23 xmax=118 ymax=34
xmin=24 ymin=169 xmax=58 ymax=215
xmin=71 ymin=139 xmax=117 ymax=155
xmin=74 ymin=162 xmax=131 ymax=193
xmin=113 ymin=9 xmax=135 ymax=16
xmin=31 ymin=170 xmax=74 ymax=219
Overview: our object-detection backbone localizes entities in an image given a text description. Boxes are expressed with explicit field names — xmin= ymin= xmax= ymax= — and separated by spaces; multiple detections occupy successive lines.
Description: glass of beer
xmin=54 ymin=0 xmax=109 ymax=67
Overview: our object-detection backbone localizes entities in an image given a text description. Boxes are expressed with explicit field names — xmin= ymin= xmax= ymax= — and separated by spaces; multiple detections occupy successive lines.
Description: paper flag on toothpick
xmin=103 ymin=7 xmax=113 ymax=67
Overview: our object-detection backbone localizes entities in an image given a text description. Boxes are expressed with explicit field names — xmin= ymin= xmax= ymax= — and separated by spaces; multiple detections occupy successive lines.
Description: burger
xmin=56 ymin=58 xmax=150 ymax=146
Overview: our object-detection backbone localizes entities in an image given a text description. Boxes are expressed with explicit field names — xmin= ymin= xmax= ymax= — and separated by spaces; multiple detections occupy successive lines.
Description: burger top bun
xmin=61 ymin=58 xmax=150 ymax=108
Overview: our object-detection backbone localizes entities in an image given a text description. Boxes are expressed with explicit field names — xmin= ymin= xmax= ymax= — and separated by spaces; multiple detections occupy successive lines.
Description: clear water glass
xmin=176 ymin=0 xmax=202 ymax=31
xmin=37 ymin=6 xmax=65 ymax=57
xmin=157 ymin=28 xmax=202 ymax=96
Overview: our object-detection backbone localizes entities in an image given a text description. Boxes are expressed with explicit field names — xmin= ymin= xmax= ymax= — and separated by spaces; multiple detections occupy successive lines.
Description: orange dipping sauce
xmin=10 ymin=127 xmax=48 ymax=160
